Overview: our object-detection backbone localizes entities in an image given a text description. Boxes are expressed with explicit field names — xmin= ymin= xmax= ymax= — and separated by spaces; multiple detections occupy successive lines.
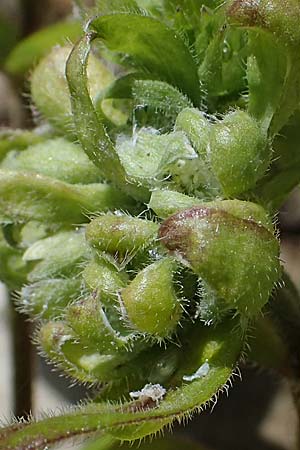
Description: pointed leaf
xmin=66 ymin=34 xmax=148 ymax=202
xmin=89 ymin=14 xmax=200 ymax=104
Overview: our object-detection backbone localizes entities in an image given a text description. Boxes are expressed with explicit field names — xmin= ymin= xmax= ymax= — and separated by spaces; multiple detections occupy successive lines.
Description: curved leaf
xmin=0 ymin=317 xmax=244 ymax=449
xmin=0 ymin=170 xmax=135 ymax=224
xmin=255 ymin=111 xmax=300 ymax=210
xmin=89 ymin=14 xmax=200 ymax=105
xmin=4 ymin=21 xmax=82 ymax=75
xmin=66 ymin=34 xmax=148 ymax=202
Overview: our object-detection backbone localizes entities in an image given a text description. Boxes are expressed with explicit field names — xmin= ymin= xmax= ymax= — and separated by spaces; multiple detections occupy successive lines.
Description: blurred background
xmin=0 ymin=1 xmax=299 ymax=449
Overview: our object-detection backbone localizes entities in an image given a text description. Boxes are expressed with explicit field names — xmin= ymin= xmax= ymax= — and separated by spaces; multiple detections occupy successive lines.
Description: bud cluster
xmin=2 ymin=1 xmax=299 ymax=446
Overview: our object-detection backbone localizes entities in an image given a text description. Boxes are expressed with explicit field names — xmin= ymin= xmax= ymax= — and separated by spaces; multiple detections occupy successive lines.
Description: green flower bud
xmin=0 ymin=129 xmax=48 ymax=162
xmin=150 ymin=189 xmax=273 ymax=229
xmin=86 ymin=214 xmax=159 ymax=260
xmin=1 ymin=138 xmax=102 ymax=184
xmin=120 ymin=257 xmax=182 ymax=338
xmin=176 ymin=108 xmax=270 ymax=197
xmin=39 ymin=321 xmax=124 ymax=383
xmin=19 ymin=279 xmax=82 ymax=319
xmin=65 ymin=295 xmax=132 ymax=353
xmin=175 ymin=108 xmax=211 ymax=158
xmin=23 ymin=231 xmax=90 ymax=282
xmin=174 ymin=108 xmax=218 ymax=195
xmin=31 ymin=45 xmax=114 ymax=137
xmin=159 ymin=202 xmax=280 ymax=317
xmin=82 ymin=259 xmax=128 ymax=303
xmin=210 ymin=110 xmax=269 ymax=196
xmin=227 ymin=0 xmax=300 ymax=46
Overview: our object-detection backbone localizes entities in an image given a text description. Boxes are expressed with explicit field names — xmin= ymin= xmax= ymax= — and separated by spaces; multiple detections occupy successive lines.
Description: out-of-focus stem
xmin=267 ymin=273 xmax=300 ymax=448
xmin=20 ymin=0 xmax=38 ymax=37
xmin=9 ymin=291 xmax=34 ymax=418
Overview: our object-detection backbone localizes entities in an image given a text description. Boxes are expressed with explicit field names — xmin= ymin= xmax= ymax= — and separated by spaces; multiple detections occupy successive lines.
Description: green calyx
xmin=227 ymin=0 xmax=300 ymax=46
xmin=176 ymin=108 xmax=270 ymax=197
xmin=159 ymin=201 xmax=280 ymax=318
xmin=31 ymin=45 xmax=114 ymax=138
xmin=121 ymin=257 xmax=182 ymax=338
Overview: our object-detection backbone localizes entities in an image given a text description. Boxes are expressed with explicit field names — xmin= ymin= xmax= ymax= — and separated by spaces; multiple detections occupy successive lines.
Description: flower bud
xmin=1 ymin=138 xmax=102 ymax=184
xmin=227 ymin=0 xmax=300 ymax=46
xmin=19 ymin=279 xmax=82 ymax=319
xmin=82 ymin=259 xmax=128 ymax=302
xmin=0 ymin=169 xmax=135 ymax=224
xmin=176 ymin=108 xmax=270 ymax=197
xmin=159 ymin=202 xmax=280 ymax=317
xmin=210 ymin=110 xmax=269 ymax=196
xmin=65 ymin=295 xmax=131 ymax=353
xmin=31 ymin=45 xmax=114 ymax=137
xmin=23 ymin=230 xmax=90 ymax=282
xmin=175 ymin=108 xmax=210 ymax=158
xmin=120 ymin=257 xmax=182 ymax=338
xmin=86 ymin=214 xmax=159 ymax=259
xmin=39 ymin=321 xmax=136 ymax=383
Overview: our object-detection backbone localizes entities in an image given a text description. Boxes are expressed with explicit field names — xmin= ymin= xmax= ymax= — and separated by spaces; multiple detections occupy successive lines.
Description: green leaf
xmin=132 ymin=79 xmax=193 ymax=129
xmin=95 ymin=0 xmax=139 ymax=14
xmin=99 ymin=73 xmax=155 ymax=100
xmin=246 ymin=30 xmax=289 ymax=133
xmin=66 ymin=35 xmax=147 ymax=202
xmin=5 ymin=21 xmax=82 ymax=75
xmin=255 ymin=111 xmax=300 ymax=210
xmin=100 ymin=76 xmax=192 ymax=130
xmin=147 ymin=0 xmax=224 ymax=35
xmin=0 ymin=170 xmax=135 ymax=224
xmin=0 ymin=317 xmax=243 ymax=449
xmin=229 ymin=12 xmax=300 ymax=135
xmin=89 ymin=14 xmax=200 ymax=105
